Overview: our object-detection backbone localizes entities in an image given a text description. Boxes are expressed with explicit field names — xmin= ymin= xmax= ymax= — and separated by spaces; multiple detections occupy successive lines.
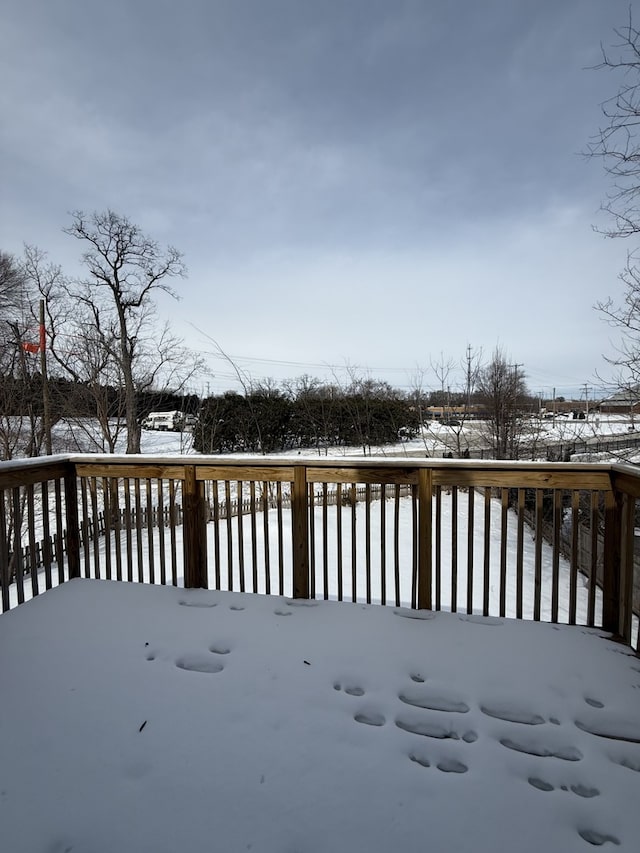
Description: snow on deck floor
xmin=1 ymin=580 xmax=640 ymax=853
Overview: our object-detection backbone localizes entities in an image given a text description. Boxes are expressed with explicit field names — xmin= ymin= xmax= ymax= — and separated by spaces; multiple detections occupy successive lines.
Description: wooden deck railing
xmin=0 ymin=455 xmax=638 ymax=651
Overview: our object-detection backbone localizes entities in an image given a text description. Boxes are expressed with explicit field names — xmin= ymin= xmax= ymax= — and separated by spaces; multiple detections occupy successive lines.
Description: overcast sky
xmin=1 ymin=0 xmax=637 ymax=399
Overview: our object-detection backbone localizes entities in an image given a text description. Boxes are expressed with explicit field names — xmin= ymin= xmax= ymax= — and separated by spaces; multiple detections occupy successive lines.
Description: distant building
xmin=424 ymin=405 xmax=485 ymax=421
xmin=598 ymin=388 xmax=640 ymax=414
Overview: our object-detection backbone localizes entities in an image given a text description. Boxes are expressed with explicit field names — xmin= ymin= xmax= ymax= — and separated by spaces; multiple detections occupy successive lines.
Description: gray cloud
xmin=0 ymin=0 xmax=635 ymax=396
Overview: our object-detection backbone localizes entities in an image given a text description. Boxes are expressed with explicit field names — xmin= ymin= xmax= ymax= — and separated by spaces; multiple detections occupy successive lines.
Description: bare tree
xmin=595 ymin=261 xmax=640 ymax=407
xmin=407 ymin=366 xmax=433 ymax=455
xmin=0 ymin=252 xmax=45 ymax=582
xmin=430 ymin=352 xmax=455 ymax=416
xmin=450 ymin=344 xmax=482 ymax=456
xmin=46 ymin=210 xmax=199 ymax=453
xmin=410 ymin=348 xmax=482 ymax=458
xmin=476 ymin=349 xmax=530 ymax=459
xmin=0 ymin=252 xmax=46 ymax=459
xmin=0 ymin=251 xmax=26 ymax=321
xmin=588 ymin=14 xmax=640 ymax=410
xmin=587 ymin=12 xmax=640 ymax=240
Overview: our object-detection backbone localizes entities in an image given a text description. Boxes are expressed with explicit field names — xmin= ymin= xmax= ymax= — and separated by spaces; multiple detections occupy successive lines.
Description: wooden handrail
xmin=1 ymin=455 xmax=638 ymax=650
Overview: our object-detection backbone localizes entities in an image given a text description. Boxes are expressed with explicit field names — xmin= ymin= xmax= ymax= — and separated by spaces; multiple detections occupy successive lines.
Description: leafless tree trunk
xmin=31 ymin=212 xmax=201 ymax=453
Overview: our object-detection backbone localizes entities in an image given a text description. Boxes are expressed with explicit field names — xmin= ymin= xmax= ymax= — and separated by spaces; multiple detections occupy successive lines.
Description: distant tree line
xmin=0 ymin=374 xmax=199 ymax=422
xmin=193 ymin=378 xmax=422 ymax=455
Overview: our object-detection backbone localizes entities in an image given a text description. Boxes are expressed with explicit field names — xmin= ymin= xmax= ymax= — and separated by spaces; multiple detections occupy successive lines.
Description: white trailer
xmin=141 ymin=411 xmax=198 ymax=431
xmin=141 ymin=411 xmax=181 ymax=431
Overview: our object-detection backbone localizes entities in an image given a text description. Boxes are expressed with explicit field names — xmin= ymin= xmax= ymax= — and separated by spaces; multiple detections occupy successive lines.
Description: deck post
xmin=183 ymin=466 xmax=208 ymax=589
xmin=602 ymin=489 xmax=621 ymax=635
xmin=417 ymin=468 xmax=433 ymax=610
xmin=64 ymin=464 xmax=81 ymax=580
xmin=618 ymin=491 xmax=636 ymax=645
xmin=292 ymin=466 xmax=309 ymax=598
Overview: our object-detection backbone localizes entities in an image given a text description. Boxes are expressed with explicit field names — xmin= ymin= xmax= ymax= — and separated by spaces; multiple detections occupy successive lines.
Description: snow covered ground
xmin=2 ymin=426 xmax=639 ymax=850
xmin=1 ymin=579 xmax=639 ymax=852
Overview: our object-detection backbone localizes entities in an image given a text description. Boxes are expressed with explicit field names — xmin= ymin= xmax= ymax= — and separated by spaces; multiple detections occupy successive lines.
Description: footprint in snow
xmin=409 ymin=751 xmax=431 ymax=767
xmin=354 ymin=711 xmax=385 ymax=727
xmin=577 ymin=828 xmax=620 ymax=846
xmin=393 ymin=609 xmax=436 ymax=621
xmin=479 ymin=702 xmax=545 ymax=725
xmin=609 ymin=753 xmax=640 ymax=772
xmin=499 ymin=736 xmax=582 ymax=761
xmin=399 ymin=688 xmax=469 ymax=714
xmin=528 ymin=777 xmax=600 ymax=798
xmin=334 ymin=682 xmax=365 ymax=696
xmin=436 ymin=758 xmax=468 ymax=774
xmin=575 ymin=715 xmax=640 ymax=744
xmin=175 ymin=654 xmax=224 ymax=674
xmin=395 ymin=715 xmax=476 ymax=742
xmin=409 ymin=753 xmax=468 ymax=773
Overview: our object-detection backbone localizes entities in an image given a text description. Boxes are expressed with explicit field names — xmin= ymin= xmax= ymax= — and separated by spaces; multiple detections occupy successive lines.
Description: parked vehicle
xmin=141 ymin=411 xmax=197 ymax=432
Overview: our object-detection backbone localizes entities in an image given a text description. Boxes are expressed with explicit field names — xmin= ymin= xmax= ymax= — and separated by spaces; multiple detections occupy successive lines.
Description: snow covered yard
xmin=1 ymin=579 xmax=639 ymax=853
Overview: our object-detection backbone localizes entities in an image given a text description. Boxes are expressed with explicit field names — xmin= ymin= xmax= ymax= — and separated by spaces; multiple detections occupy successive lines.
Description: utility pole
xmin=511 ymin=363 xmax=524 ymax=400
xmin=583 ymin=383 xmax=590 ymax=418
xmin=465 ymin=344 xmax=473 ymax=416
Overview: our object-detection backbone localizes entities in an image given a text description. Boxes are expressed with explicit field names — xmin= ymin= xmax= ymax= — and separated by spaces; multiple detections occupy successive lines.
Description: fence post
xmin=183 ymin=466 xmax=207 ymax=589
xmin=602 ymin=489 xmax=622 ymax=635
xmin=64 ymin=465 xmax=81 ymax=580
xmin=417 ymin=468 xmax=432 ymax=610
xmin=291 ymin=465 xmax=309 ymax=598
xmin=618 ymin=491 xmax=636 ymax=645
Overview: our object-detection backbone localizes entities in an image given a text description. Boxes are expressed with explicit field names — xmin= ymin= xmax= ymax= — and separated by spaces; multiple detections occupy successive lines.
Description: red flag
xmin=20 ymin=325 xmax=45 ymax=354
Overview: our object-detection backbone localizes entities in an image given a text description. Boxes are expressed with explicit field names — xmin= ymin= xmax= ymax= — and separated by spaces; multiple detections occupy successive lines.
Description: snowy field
xmin=1 ymin=579 xmax=639 ymax=853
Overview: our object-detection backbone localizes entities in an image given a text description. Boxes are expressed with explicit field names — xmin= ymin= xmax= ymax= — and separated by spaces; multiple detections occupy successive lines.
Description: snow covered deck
xmin=1 ymin=579 xmax=639 ymax=852
xmin=3 ymin=455 xmax=639 ymax=648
